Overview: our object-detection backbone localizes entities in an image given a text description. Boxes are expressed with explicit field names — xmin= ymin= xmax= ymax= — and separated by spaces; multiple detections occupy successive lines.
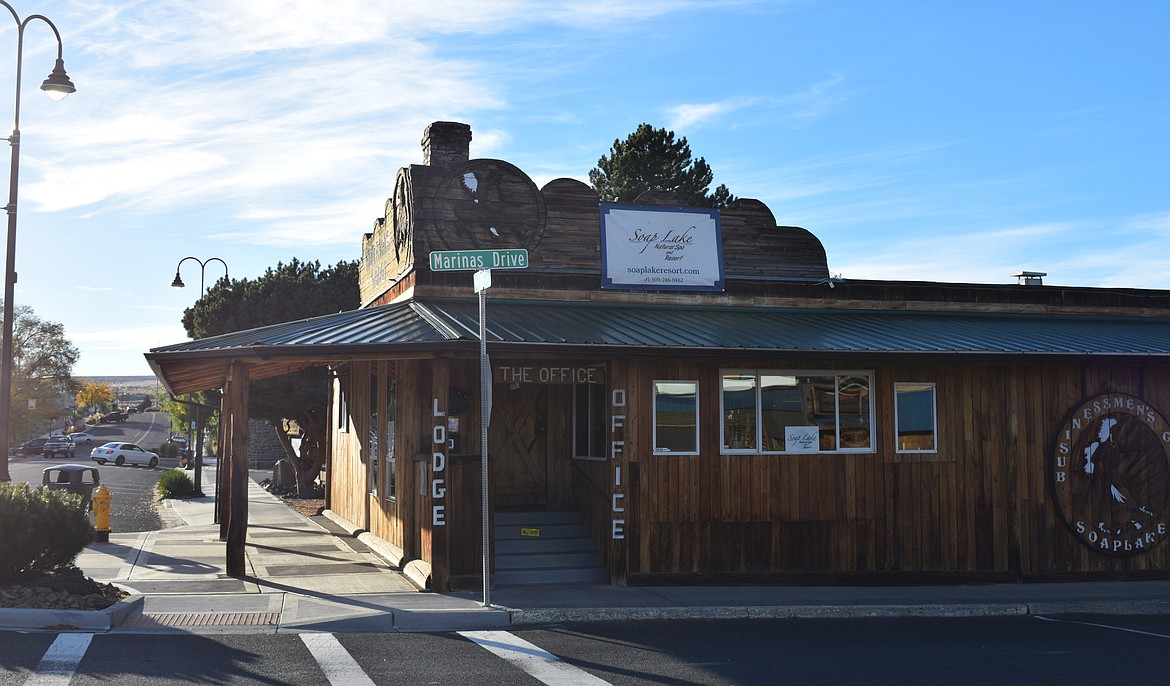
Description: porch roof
xmin=146 ymin=297 xmax=1170 ymax=394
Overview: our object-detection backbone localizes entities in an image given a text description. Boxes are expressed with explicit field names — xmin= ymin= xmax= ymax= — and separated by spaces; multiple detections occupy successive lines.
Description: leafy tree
xmin=0 ymin=303 xmax=78 ymax=481
xmin=589 ymin=123 xmax=736 ymax=208
xmin=1 ymin=304 xmax=78 ymax=447
xmin=75 ymin=381 xmax=115 ymax=414
xmin=158 ymin=392 xmax=217 ymax=451
xmin=184 ymin=259 xmax=360 ymax=495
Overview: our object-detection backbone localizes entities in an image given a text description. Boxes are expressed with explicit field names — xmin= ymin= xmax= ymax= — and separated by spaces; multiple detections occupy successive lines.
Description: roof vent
xmin=1012 ymin=271 xmax=1046 ymax=286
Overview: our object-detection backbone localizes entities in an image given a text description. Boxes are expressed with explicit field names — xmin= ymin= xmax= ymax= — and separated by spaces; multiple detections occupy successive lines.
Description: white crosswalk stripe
xmin=300 ymin=632 xmax=377 ymax=686
xmin=25 ymin=633 xmax=93 ymax=686
xmin=460 ymin=630 xmax=612 ymax=685
xmin=21 ymin=628 xmax=603 ymax=685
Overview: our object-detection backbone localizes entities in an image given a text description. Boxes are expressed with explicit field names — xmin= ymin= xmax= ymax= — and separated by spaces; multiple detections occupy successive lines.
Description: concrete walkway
xmin=4 ymin=475 xmax=1170 ymax=633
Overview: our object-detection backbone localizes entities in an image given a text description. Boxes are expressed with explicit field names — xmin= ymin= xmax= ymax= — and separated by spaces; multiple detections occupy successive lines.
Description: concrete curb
xmin=319 ymin=509 xmax=364 ymax=537
xmin=503 ymin=601 xmax=1170 ymax=626
xmin=1026 ymin=600 xmax=1170 ymax=616
xmin=356 ymin=532 xmax=406 ymax=569
xmin=504 ymin=603 xmax=1027 ymax=625
xmin=0 ymin=594 xmax=143 ymax=632
xmin=320 ymin=509 xmax=414 ymax=584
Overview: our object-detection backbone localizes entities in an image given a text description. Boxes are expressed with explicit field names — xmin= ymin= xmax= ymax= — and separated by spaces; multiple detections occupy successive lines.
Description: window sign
xmin=785 ymin=426 xmax=820 ymax=453
xmin=600 ymin=203 xmax=724 ymax=291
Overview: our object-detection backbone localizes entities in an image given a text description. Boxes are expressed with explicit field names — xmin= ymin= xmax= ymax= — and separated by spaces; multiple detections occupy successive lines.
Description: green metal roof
xmin=149 ymin=298 xmax=1170 ymax=358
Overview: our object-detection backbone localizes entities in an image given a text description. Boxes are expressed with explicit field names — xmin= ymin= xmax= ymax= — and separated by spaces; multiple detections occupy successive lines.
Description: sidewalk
xmin=6 ymin=475 xmax=1170 ymax=633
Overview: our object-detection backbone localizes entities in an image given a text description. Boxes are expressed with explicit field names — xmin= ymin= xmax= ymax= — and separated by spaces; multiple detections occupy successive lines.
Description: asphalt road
xmin=6 ymin=411 xmax=182 ymax=533
xmin=3 ymin=614 xmax=1170 ymax=685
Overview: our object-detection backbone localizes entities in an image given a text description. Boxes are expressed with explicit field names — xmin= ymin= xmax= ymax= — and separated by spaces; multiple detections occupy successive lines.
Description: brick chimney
xmin=421 ymin=121 xmax=472 ymax=168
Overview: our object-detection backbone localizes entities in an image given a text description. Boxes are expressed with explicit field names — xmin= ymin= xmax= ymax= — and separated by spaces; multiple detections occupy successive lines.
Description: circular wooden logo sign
xmin=1051 ymin=393 xmax=1170 ymax=556
xmin=431 ymin=160 xmax=546 ymax=252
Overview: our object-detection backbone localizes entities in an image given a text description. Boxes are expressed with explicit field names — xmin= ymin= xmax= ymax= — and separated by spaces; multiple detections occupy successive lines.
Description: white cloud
xmin=667 ymin=98 xmax=758 ymax=131
xmin=71 ymin=324 xmax=188 ymax=351
xmin=779 ymin=74 xmax=850 ymax=121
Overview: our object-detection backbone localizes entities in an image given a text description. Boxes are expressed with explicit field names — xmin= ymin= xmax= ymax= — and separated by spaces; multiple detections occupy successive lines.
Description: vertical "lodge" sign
xmin=1051 ymin=393 xmax=1170 ymax=555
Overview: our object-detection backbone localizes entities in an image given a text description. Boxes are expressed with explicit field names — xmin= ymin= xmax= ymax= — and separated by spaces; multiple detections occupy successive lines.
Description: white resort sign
xmin=599 ymin=203 xmax=725 ymax=291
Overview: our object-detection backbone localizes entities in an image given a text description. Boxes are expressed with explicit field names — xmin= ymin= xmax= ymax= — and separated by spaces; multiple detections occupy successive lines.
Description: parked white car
xmin=90 ymin=442 xmax=159 ymax=467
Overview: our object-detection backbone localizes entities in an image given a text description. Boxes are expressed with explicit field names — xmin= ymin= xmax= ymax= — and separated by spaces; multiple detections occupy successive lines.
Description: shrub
xmin=0 ymin=482 xmax=94 ymax=583
xmin=156 ymin=442 xmax=180 ymax=460
xmin=156 ymin=469 xmax=198 ymax=500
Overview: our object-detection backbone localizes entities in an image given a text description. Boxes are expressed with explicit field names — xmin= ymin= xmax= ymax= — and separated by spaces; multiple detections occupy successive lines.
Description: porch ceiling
xmin=146 ymin=297 xmax=1170 ymax=394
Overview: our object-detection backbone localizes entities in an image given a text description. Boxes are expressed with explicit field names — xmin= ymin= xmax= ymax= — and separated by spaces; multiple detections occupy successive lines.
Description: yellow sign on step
xmin=520 ymin=528 xmax=541 ymax=537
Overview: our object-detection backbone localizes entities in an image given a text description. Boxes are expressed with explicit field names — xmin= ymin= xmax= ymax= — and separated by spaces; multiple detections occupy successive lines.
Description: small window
xmin=895 ymin=383 xmax=937 ymax=453
xmin=385 ymin=370 xmax=397 ymax=501
xmin=335 ymin=371 xmax=350 ymax=433
xmin=369 ymin=371 xmax=379 ymax=494
xmin=573 ymin=382 xmax=607 ymax=459
xmin=654 ymin=381 xmax=698 ymax=455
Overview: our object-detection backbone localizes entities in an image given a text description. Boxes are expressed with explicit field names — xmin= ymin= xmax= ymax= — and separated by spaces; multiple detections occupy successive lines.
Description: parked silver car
xmin=90 ymin=442 xmax=159 ymax=467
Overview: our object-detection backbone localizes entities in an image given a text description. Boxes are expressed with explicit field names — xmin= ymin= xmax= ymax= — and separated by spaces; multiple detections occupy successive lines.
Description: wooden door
xmin=490 ymin=384 xmax=548 ymax=507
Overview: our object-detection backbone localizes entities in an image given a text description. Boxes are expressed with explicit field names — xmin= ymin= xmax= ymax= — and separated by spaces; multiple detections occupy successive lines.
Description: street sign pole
xmin=429 ymin=250 xmax=527 ymax=608
xmin=476 ymin=268 xmax=491 ymax=608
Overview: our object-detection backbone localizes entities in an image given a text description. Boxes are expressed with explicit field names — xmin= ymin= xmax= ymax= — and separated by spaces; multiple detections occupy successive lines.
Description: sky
xmin=2 ymin=1 xmax=1167 ymax=376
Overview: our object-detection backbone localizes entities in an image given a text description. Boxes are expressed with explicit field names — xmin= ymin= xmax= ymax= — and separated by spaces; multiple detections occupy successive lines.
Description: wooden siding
xmin=620 ymin=357 xmax=1170 ymax=582
xmin=327 ymin=349 xmax=1170 ymax=588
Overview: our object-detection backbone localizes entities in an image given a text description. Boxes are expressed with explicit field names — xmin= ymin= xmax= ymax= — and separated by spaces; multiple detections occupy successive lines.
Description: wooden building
xmin=148 ymin=121 xmax=1170 ymax=590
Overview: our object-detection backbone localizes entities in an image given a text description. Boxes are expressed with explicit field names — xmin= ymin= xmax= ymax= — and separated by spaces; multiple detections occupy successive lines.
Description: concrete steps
xmin=494 ymin=510 xmax=608 ymax=586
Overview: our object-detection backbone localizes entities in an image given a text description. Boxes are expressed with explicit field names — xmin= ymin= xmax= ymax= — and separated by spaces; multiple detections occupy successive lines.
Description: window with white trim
xmin=894 ymin=382 xmax=937 ymax=453
xmin=653 ymin=380 xmax=699 ymax=455
xmin=721 ymin=370 xmax=874 ymax=454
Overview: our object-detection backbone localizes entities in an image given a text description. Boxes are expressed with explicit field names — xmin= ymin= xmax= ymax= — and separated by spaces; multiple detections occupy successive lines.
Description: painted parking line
xmin=1034 ymin=615 xmax=1170 ymax=640
xmin=460 ymin=630 xmax=612 ymax=685
xmin=300 ymin=633 xmax=376 ymax=686
xmin=26 ymin=633 xmax=93 ymax=686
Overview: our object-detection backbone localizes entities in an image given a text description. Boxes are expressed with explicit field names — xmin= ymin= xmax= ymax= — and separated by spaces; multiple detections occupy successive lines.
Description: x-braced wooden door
xmin=489 ymin=384 xmax=548 ymax=508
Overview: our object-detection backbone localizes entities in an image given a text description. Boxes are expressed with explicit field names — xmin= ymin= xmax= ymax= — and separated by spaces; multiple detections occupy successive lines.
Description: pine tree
xmin=589 ymin=123 xmax=736 ymax=208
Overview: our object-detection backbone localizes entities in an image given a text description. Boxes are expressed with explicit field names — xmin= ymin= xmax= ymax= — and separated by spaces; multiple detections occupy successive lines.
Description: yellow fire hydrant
xmin=93 ymin=485 xmax=112 ymax=542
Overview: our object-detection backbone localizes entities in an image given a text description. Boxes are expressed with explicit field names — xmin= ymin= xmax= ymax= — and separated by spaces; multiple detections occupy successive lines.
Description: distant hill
xmin=77 ymin=376 xmax=161 ymax=398
xmin=78 ymin=376 xmax=158 ymax=385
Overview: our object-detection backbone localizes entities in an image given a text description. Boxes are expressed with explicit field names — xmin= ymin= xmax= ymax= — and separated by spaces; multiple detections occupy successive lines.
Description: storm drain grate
xmin=123 ymin=611 xmax=280 ymax=627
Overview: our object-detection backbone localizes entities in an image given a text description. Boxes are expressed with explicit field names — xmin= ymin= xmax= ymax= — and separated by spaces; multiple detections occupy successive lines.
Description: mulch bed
xmin=0 ymin=567 xmax=128 ymax=611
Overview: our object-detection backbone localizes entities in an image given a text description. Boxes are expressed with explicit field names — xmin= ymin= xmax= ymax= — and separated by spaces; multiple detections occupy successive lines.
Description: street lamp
xmin=171 ymin=256 xmax=228 ymax=499
xmin=0 ymin=2 xmax=74 ymax=483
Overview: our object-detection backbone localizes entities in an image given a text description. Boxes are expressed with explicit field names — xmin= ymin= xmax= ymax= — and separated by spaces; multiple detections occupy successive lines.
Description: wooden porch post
xmin=218 ymin=391 xmax=231 ymax=541
xmin=224 ymin=361 xmax=251 ymax=577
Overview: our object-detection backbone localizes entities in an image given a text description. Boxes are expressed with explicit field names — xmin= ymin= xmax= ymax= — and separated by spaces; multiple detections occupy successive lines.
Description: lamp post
xmin=0 ymin=2 xmax=74 ymax=483
xmin=171 ymin=256 xmax=228 ymax=498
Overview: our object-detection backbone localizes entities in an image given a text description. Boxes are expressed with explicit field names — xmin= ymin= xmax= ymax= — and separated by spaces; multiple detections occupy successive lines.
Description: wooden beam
xmin=225 ymin=361 xmax=251 ymax=577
